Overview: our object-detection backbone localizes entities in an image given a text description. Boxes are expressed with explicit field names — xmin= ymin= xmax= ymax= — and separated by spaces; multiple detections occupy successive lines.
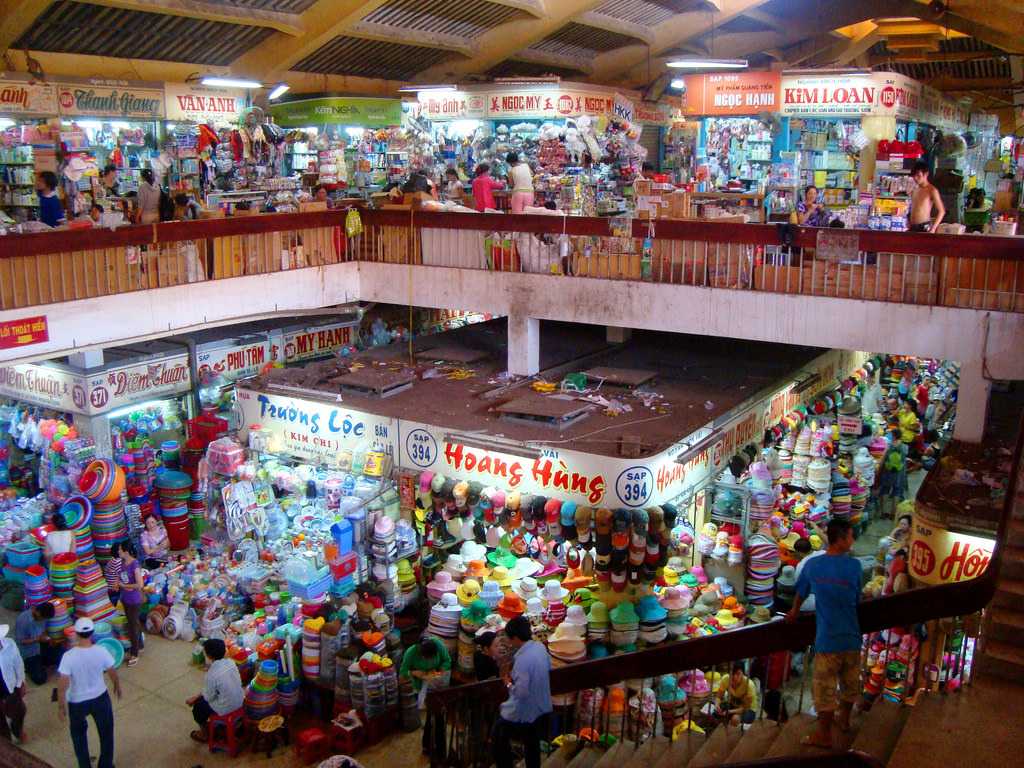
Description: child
xmin=444 ymin=168 xmax=463 ymax=203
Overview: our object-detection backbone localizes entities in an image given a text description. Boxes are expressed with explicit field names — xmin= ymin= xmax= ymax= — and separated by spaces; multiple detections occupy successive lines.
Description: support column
xmin=953 ymin=359 xmax=990 ymax=443
xmin=507 ymin=315 xmax=540 ymax=377
xmin=606 ymin=326 xmax=632 ymax=344
xmin=68 ymin=350 xmax=104 ymax=369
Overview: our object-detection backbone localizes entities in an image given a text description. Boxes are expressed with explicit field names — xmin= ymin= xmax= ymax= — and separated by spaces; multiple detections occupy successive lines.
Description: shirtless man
xmin=909 ymin=161 xmax=945 ymax=233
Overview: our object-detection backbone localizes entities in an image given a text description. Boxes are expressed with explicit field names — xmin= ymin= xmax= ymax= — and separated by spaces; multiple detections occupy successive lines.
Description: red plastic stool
xmin=295 ymin=726 xmax=332 ymax=764
xmin=208 ymin=707 xmax=246 ymax=757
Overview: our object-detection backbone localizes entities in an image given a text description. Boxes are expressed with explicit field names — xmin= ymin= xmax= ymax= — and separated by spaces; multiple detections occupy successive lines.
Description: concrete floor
xmin=3 ymin=617 xmax=426 ymax=768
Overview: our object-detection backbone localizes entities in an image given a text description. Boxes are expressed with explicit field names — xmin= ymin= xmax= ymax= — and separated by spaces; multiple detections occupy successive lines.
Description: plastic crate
xmin=287 ymin=568 xmax=332 ymax=600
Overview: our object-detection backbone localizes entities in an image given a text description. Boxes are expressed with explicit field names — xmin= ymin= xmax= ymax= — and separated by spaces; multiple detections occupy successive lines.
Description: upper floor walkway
xmin=2 ymin=208 xmax=1022 ymax=440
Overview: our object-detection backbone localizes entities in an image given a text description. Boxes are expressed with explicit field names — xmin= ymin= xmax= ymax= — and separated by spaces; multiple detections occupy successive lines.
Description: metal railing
xmin=1 ymin=209 xmax=1021 ymax=312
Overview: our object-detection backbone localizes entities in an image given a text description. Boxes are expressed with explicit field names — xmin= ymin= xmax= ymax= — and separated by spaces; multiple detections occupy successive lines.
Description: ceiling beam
xmin=589 ymin=0 xmax=773 ymax=85
xmin=890 ymin=0 xmax=1024 ymax=54
xmin=511 ymin=47 xmax=593 ymax=76
xmin=928 ymin=75 xmax=1014 ymax=91
xmin=575 ymin=10 xmax=656 ymax=45
xmin=229 ymin=0 xmax=393 ymax=80
xmin=739 ymin=8 xmax=785 ymax=31
xmin=412 ymin=0 xmax=606 ymax=82
xmin=487 ymin=0 xmax=546 ymax=16
xmin=74 ymin=0 xmax=305 ymax=35
xmin=346 ymin=20 xmax=475 ymax=57
xmin=817 ymin=28 xmax=882 ymax=67
xmin=869 ymin=49 xmax=1006 ymax=65
xmin=0 ymin=0 xmax=52 ymax=54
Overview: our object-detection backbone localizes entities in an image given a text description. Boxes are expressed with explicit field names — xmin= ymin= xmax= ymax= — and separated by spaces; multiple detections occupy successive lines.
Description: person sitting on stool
xmin=186 ymin=638 xmax=244 ymax=743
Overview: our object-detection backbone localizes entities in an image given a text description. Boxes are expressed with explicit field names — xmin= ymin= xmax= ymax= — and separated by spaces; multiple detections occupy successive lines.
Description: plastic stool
xmin=208 ymin=707 xmax=246 ymax=757
xmin=331 ymin=714 xmax=365 ymax=754
xmin=295 ymin=726 xmax=332 ymax=764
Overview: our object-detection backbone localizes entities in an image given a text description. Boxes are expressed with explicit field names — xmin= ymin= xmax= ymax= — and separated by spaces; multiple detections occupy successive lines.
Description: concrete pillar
xmin=68 ymin=350 xmax=103 ymax=369
xmin=508 ymin=314 xmax=540 ymax=377
xmin=606 ymin=326 xmax=632 ymax=344
xmin=954 ymin=359 xmax=991 ymax=443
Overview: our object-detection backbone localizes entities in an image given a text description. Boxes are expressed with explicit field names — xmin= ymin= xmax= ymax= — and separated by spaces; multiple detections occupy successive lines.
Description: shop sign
xmin=236 ymin=388 xmax=396 ymax=465
xmin=872 ymin=73 xmax=921 ymax=121
xmin=164 ymin=82 xmax=245 ymax=124
xmin=613 ymin=95 xmax=635 ymax=122
xmin=0 ymin=315 xmax=49 ymax=350
xmin=634 ymin=102 xmax=672 ymax=126
xmin=84 ymin=355 xmax=191 ymax=415
xmin=282 ymin=321 xmax=359 ymax=363
xmin=781 ymin=74 xmax=877 ymax=116
xmin=486 ymin=89 xmax=616 ymax=119
xmin=417 ymin=91 xmax=486 ymax=120
xmin=197 ymin=340 xmax=270 ymax=383
xmin=919 ymin=85 xmax=969 ymax=131
xmin=909 ymin=515 xmax=994 ymax=585
xmin=679 ymin=71 xmax=781 ymax=116
xmin=0 ymin=74 xmax=58 ymax=116
xmin=0 ymin=362 xmax=86 ymax=413
xmin=57 ymin=79 xmax=164 ymax=119
xmin=269 ymin=97 xmax=403 ymax=128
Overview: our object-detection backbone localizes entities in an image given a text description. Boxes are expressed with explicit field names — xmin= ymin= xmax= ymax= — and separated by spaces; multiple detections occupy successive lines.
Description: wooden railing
xmin=1 ymin=209 xmax=1022 ymax=312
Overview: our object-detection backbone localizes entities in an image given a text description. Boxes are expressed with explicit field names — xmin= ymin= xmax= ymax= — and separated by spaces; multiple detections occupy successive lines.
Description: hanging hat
xmin=541 ymin=579 xmax=569 ymax=603
xmin=465 ymin=560 xmax=490 ymax=581
xmin=456 ymin=579 xmax=481 ymax=606
xmin=659 ymin=587 xmax=691 ymax=611
xmin=444 ymin=554 xmax=467 ymax=578
xmin=419 ymin=471 xmax=435 ymax=492
xmin=514 ymin=576 xmax=539 ymax=601
xmin=524 ymin=597 xmax=544 ymax=617
xmin=661 ymin=566 xmax=680 ymax=587
xmin=487 ymin=546 xmax=517 ymax=569
xmin=564 ymin=604 xmax=588 ymax=628
xmin=496 ymin=593 xmax=526 ymax=620
xmin=490 ymin=566 xmax=513 ymax=588
xmin=460 ymin=540 xmax=486 ymax=563
xmin=511 ymin=557 xmax=541 ymax=579
xmin=491 ymin=490 xmax=506 ymax=514
xmin=486 ymin=526 xmax=506 ymax=549
xmin=571 ymin=587 xmax=595 ymax=611
xmin=431 ymin=473 xmax=446 ymax=494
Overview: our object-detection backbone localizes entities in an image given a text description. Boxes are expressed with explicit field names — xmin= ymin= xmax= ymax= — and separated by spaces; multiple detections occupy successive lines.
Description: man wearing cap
xmin=494 ymin=615 xmax=551 ymax=768
xmin=57 ymin=617 xmax=122 ymax=768
xmin=0 ymin=623 xmax=27 ymax=742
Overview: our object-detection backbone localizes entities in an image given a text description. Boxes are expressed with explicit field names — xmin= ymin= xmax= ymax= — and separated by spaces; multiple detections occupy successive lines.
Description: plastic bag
xmin=345 ymin=208 xmax=363 ymax=238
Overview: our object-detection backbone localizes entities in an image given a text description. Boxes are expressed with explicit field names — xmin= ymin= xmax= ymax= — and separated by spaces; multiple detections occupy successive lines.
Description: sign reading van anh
xmin=164 ymin=82 xmax=245 ymax=124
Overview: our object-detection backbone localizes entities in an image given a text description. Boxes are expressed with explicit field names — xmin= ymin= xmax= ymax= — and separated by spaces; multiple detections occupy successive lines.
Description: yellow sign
xmin=909 ymin=514 xmax=994 ymax=586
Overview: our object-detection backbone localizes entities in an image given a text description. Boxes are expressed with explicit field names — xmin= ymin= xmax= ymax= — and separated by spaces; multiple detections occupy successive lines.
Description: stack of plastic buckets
xmin=49 ymin=552 xmax=78 ymax=600
xmin=155 ymin=471 xmax=193 ymax=550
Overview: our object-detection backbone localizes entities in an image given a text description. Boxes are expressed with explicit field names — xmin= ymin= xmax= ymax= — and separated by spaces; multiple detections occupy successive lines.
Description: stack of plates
xmin=49 ymin=552 xmax=77 ymax=600
xmin=24 ymin=565 xmax=53 ymax=606
xmin=245 ymin=660 xmax=280 ymax=720
xmin=301 ymin=618 xmax=323 ymax=679
xmin=277 ymin=679 xmax=300 ymax=714
xmin=46 ymin=598 xmax=72 ymax=644
xmin=363 ymin=671 xmax=386 ymax=718
xmin=91 ymin=498 xmax=128 ymax=562
xmin=72 ymin=558 xmax=116 ymax=622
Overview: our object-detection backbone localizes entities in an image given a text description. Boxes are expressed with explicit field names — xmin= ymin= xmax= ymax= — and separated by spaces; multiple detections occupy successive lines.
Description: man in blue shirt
xmin=788 ymin=517 xmax=862 ymax=749
xmin=15 ymin=602 xmax=54 ymax=685
xmin=36 ymin=171 xmax=66 ymax=228
xmin=494 ymin=615 xmax=551 ymax=768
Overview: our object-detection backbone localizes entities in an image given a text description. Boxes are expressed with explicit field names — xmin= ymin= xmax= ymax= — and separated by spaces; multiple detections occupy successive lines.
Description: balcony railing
xmin=1 ymin=209 xmax=1021 ymax=312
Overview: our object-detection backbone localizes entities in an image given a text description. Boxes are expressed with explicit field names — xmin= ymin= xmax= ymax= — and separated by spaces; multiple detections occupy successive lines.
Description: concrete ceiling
xmin=0 ymin=0 xmax=1019 ymax=114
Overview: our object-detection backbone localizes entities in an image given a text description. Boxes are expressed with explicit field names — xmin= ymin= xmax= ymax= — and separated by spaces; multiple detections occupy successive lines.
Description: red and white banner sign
xmin=0 ymin=74 xmax=58 ymax=116
xmin=781 ymin=74 xmax=877 ymax=116
xmin=0 ymin=362 xmax=85 ymax=413
xmin=486 ymin=90 xmax=616 ymax=119
xmin=164 ymin=82 xmax=245 ymax=124
xmin=198 ymin=341 xmax=270 ymax=383
xmin=84 ymin=355 xmax=191 ymax=415
xmin=417 ymin=91 xmax=486 ymax=120
xmin=282 ymin=321 xmax=359 ymax=363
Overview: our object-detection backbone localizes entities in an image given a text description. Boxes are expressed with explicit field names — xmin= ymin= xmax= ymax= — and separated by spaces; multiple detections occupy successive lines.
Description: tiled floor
xmin=2 ymin=613 xmax=425 ymax=768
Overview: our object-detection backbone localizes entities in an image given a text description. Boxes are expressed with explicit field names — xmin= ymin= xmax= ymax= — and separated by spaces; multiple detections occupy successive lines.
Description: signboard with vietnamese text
xmin=909 ymin=514 xmax=994 ymax=586
xmin=164 ymin=82 xmax=245 ymax=124
xmin=282 ymin=321 xmax=360 ymax=364
xmin=0 ymin=362 xmax=86 ymax=413
xmin=781 ymin=74 xmax=877 ymax=116
xmin=872 ymin=72 xmax=921 ymax=121
xmin=269 ymin=97 xmax=402 ymax=128
xmin=236 ymin=387 xmax=396 ymax=465
xmin=198 ymin=340 xmax=271 ymax=384
xmin=678 ymin=71 xmax=781 ymax=116
xmin=57 ymin=78 xmax=164 ymax=119
xmin=486 ymin=90 xmax=618 ymax=120
xmin=84 ymin=355 xmax=191 ymax=415
xmin=634 ymin=102 xmax=673 ymax=126
xmin=417 ymin=91 xmax=486 ymax=121
xmin=0 ymin=74 xmax=58 ymax=116
xmin=0 ymin=315 xmax=49 ymax=351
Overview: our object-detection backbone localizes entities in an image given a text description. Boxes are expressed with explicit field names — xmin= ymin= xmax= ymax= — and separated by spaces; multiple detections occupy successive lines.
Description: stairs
xmin=976 ymin=512 xmax=1024 ymax=682
xmin=541 ymin=677 xmax=1023 ymax=767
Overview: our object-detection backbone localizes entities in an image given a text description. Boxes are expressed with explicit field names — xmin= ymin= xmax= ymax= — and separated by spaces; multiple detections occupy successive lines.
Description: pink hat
xmin=690 ymin=566 xmax=707 ymax=585
xmin=491 ymin=490 xmax=506 ymax=513
xmin=419 ymin=471 xmax=434 ymax=492
xmin=427 ymin=571 xmax=458 ymax=598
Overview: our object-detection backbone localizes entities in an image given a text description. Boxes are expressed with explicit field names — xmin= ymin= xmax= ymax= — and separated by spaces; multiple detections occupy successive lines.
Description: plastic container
xmin=205 ymin=437 xmax=246 ymax=476
xmin=330 ymin=519 xmax=353 ymax=554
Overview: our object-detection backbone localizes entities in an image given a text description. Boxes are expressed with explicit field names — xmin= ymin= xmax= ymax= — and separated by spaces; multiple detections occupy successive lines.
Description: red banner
xmin=679 ymin=71 xmax=781 ymax=116
xmin=0 ymin=315 xmax=49 ymax=350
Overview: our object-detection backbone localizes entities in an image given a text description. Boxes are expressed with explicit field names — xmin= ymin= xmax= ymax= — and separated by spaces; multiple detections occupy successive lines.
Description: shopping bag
xmin=345 ymin=208 xmax=364 ymax=238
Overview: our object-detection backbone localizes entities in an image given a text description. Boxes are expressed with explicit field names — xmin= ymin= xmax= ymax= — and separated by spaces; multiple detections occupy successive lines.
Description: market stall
xmin=0 ymin=73 xmax=60 ymax=224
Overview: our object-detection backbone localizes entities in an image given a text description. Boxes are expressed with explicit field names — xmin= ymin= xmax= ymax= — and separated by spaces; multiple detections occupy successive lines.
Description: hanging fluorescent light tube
xmin=666 ymin=58 xmax=748 ymax=70
xmin=398 ymin=84 xmax=457 ymax=93
xmin=670 ymin=79 xmax=686 ymax=89
xmin=267 ymin=83 xmax=290 ymax=100
xmin=200 ymin=76 xmax=263 ymax=89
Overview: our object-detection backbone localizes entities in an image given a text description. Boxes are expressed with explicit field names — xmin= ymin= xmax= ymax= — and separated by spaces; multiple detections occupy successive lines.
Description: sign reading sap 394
xmin=236 ymin=388 xmax=396 ymax=465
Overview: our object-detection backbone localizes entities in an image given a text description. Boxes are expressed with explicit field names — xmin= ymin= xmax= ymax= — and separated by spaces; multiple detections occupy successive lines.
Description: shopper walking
xmin=58 ymin=618 xmax=122 ymax=768
xmin=493 ymin=615 xmax=551 ymax=768
xmin=787 ymin=518 xmax=862 ymax=749
xmin=507 ymin=153 xmax=534 ymax=214
xmin=0 ymin=624 xmax=27 ymax=742
xmin=119 ymin=541 xmax=145 ymax=665
xmin=14 ymin=602 xmax=55 ymax=685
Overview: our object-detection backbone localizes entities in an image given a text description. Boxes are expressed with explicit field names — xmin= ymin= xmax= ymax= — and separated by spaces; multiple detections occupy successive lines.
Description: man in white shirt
xmin=186 ymin=638 xmax=244 ymax=742
xmin=57 ymin=618 xmax=122 ymax=768
xmin=0 ymin=624 xmax=27 ymax=742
